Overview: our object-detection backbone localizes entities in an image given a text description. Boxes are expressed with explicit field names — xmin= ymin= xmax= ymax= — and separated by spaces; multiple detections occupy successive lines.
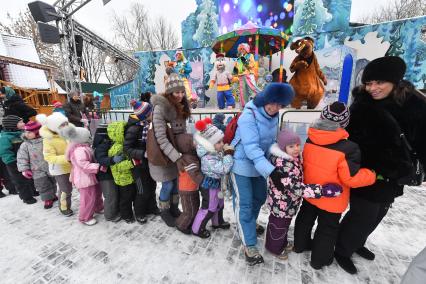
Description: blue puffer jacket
xmin=231 ymin=100 xmax=277 ymax=178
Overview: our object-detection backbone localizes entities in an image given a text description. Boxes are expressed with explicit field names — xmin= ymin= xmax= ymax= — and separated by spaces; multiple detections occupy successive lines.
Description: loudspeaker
xmin=28 ymin=1 xmax=60 ymax=23
xmin=37 ymin=22 xmax=61 ymax=44
xmin=74 ymin=35 xmax=83 ymax=58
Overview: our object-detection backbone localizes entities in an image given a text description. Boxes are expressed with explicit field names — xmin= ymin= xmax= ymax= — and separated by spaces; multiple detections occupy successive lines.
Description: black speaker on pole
xmin=37 ymin=22 xmax=61 ymax=44
xmin=75 ymin=35 xmax=84 ymax=58
xmin=28 ymin=1 xmax=60 ymax=23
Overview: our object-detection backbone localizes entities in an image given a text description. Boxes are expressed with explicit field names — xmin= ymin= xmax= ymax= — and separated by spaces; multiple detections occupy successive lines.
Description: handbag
xmin=146 ymin=108 xmax=177 ymax=166
xmin=382 ymin=110 xmax=425 ymax=186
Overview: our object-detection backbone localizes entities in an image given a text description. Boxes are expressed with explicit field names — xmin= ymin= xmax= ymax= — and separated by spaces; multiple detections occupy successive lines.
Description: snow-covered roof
xmin=0 ymin=34 xmax=50 ymax=89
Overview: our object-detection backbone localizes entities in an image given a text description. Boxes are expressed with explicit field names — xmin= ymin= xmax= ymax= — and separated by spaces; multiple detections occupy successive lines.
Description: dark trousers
xmin=176 ymin=190 xmax=200 ymax=231
xmin=0 ymin=159 xmax=16 ymax=193
xmin=5 ymin=163 xmax=34 ymax=201
xmin=294 ymin=200 xmax=341 ymax=266
xmin=100 ymin=179 xmax=120 ymax=221
xmin=265 ymin=214 xmax=292 ymax=255
xmin=119 ymin=184 xmax=136 ymax=220
xmin=133 ymin=167 xmax=158 ymax=217
xmin=335 ymin=195 xmax=391 ymax=257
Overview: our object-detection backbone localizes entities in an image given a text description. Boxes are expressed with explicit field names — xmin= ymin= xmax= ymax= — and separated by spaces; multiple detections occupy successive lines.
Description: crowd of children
xmin=0 ymin=94 xmax=377 ymax=269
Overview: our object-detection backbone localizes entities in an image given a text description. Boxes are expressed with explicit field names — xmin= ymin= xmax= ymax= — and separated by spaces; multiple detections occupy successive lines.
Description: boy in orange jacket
xmin=293 ymin=102 xmax=376 ymax=270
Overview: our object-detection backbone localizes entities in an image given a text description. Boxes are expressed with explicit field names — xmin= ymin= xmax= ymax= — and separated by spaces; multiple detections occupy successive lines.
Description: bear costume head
xmin=290 ymin=37 xmax=314 ymax=59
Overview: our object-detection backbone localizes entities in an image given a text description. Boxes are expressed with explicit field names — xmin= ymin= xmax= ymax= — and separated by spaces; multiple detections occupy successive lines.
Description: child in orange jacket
xmin=293 ymin=102 xmax=376 ymax=270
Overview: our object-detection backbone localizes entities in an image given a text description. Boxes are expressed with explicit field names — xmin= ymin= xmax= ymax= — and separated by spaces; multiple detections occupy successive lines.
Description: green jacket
xmin=107 ymin=122 xmax=134 ymax=186
xmin=0 ymin=130 xmax=23 ymax=164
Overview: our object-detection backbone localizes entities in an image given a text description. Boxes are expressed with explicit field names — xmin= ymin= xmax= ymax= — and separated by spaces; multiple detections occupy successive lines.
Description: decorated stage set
xmin=109 ymin=0 xmax=426 ymax=109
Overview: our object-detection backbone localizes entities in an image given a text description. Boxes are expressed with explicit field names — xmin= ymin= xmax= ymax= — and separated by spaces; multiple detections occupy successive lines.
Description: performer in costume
xmin=209 ymin=53 xmax=235 ymax=109
xmin=233 ymin=43 xmax=260 ymax=108
xmin=175 ymin=50 xmax=198 ymax=108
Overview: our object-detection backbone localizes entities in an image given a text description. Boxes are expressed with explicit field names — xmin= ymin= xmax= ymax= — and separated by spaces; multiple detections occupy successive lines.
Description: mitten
xmin=22 ymin=170 xmax=33 ymax=179
xmin=112 ymin=155 xmax=124 ymax=164
xmin=321 ymin=183 xmax=343 ymax=197
xmin=223 ymin=144 xmax=235 ymax=156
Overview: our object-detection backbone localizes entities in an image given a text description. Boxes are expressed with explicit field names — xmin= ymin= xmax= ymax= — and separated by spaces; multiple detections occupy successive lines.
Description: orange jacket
xmin=178 ymin=171 xmax=198 ymax=191
xmin=303 ymin=127 xmax=376 ymax=213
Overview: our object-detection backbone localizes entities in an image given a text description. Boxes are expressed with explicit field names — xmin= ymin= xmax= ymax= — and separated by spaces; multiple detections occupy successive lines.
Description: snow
xmin=0 ymin=185 xmax=425 ymax=284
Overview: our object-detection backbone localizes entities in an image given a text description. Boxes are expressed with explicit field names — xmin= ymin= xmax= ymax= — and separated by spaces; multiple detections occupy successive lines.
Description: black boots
xmin=169 ymin=194 xmax=181 ymax=218
xmin=334 ymin=252 xmax=357 ymax=274
xmin=356 ymin=247 xmax=375 ymax=260
xmin=159 ymin=200 xmax=176 ymax=227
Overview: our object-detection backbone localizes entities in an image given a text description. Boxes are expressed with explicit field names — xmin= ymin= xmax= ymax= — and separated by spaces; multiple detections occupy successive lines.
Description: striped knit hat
xmin=321 ymin=101 xmax=350 ymax=128
xmin=130 ymin=99 xmax=152 ymax=121
xmin=2 ymin=115 xmax=22 ymax=131
xmin=165 ymin=73 xmax=185 ymax=94
xmin=194 ymin=118 xmax=224 ymax=151
xmin=24 ymin=121 xmax=42 ymax=136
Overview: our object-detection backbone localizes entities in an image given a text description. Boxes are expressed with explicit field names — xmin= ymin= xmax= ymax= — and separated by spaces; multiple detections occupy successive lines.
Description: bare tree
xmin=357 ymin=0 xmax=426 ymax=24
xmin=103 ymin=57 xmax=137 ymax=84
xmin=112 ymin=2 xmax=178 ymax=52
xmin=81 ymin=42 xmax=106 ymax=83
xmin=0 ymin=10 xmax=63 ymax=78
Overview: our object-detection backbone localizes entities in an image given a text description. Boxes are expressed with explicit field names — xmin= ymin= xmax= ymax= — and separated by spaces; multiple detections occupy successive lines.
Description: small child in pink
xmin=63 ymin=124 xmax=103 ymax=225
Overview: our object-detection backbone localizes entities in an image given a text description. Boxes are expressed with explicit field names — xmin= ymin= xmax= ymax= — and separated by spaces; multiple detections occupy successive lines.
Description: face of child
xmin=17 ymin=120 xmax=25 ymax=130
xmin=24 ymin=131 xmax=36 ymax=140
xmin=214 ymin=140 xmax=224 ymax=152
xmin=285 ymin=143 xmax=301 ymax=158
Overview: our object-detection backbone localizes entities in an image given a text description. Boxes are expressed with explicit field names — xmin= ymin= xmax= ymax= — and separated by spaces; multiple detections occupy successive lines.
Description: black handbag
xmin=382 ymin=110 xmax=425 ymax=186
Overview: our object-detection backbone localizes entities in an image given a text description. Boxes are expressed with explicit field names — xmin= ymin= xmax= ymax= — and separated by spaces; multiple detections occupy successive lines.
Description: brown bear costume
xmin=289 ymin=37 xmax=327 ymax=109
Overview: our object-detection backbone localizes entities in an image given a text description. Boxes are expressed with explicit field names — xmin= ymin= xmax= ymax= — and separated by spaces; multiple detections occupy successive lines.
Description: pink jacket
xmin=65 ymin=142 xmax=99 ymax=189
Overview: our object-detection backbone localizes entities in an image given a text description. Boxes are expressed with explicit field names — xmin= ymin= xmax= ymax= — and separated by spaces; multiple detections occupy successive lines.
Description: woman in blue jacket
xmin=231 ymin=83 xmax=295 ymax=265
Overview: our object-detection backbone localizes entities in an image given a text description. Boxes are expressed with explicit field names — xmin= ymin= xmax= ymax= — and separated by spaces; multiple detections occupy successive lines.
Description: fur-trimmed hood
xmin=194 ymin=132 xmax=216 ymax=155
xmin=269 ymin=143 xmax=296 ymax=161
xmin=150 ymin=94 xmax=177 ymax=122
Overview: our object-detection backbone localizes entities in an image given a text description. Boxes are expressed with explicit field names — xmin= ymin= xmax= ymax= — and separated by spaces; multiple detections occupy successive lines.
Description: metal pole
xmin=69 ymin=16 xmax=82 ymax=93
xmin=279 ymin=39 xmax=285 ymax=82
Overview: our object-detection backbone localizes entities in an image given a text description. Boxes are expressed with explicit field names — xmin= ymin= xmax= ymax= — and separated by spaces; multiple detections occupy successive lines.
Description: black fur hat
xmin=362 ymin=56 xmax=406 ymax=84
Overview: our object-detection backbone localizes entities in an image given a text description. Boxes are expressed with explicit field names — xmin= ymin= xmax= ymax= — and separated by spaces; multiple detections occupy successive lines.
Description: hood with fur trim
xmin=59 ymin=123 xmax=91 ymax=144
xmin=194 ymin=132 xmax=216 ymax=154
xmin=269 ymin=143 xmax=296 ymax=161
xmin=150 ymin=94 xmax=177 ymax=122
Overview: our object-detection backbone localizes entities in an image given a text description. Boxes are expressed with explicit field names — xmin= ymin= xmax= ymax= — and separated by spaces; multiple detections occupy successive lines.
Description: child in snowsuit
xmin=266 ymin=129 xmax=343 ymax=260
xmin=93 ymin=124 xmax=121 ymax=222
xmin=293 ymin=102 xmax=376 ymax=269
xmin=124 ymin=100 xmax=159 ymax=224
xmin=174 ymin=133 xmax=203 ymax=234
xmin=192 ymin=118 xmax=233 ymax=238
xmin=0 ymin=115 xmax=36 ymax=204
xmin=17 ymin=121 xmax=57 ymax=209
xmin=108 ymin=121 xmax=136 ymax=223
xmin=37 ymin=112 xmax=74 ymax=216
xmin=63 ymin=124 xmax=103 ymax=225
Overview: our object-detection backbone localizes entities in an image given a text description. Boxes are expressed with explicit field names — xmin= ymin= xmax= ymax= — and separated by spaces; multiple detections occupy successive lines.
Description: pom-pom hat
xmin=165 ymin=73 xmax=185 ymax=94
xmin=362 ymin=56 xmax=406 ymax=84
xmin=194 ymin=117 xmax=224 ymax=152
xmin=36 ymin=112 xmax=69 ymax=133
xmin=130 ymin=99 xmax=152 ymax=121
xmin=253 ymin=83 xmax=295 ymax=107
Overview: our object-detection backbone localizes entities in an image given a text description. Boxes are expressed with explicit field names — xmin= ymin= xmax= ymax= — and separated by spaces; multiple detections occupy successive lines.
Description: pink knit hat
xmin=52 ymin=100 xmax=63 ymax=108
xmin=24 ymin=121 xmax=42 ymax=136
xmin=277 ymin=129 xmax=301 ymax=151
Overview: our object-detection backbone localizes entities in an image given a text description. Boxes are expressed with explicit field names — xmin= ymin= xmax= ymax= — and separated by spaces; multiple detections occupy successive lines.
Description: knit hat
xmin=194 ymin=118 xmax=224 ymax=152
xmin=277 ymin=129 xmax=301 ymax=151
xmin=253 ymin=83 xmax=295 ymax=107
xmin=362 ymin=56 xmax=406 ymax=84
xmin=130 ymin=99 xmax=152 ymax=121
xmin=59 ymin=123 xmax=91 ymax=144
xmin=321 ymin=101 xmax=350 ymax=128
xmin=52 ymin=100 xmax=63 ymax=108
xmin=24 ymin=121 xmax=42 ymax=136
xmin=2 ymin=115 xmax=22 ymax=131
xmin=36 ymin=112 xmax=69 ymax=133
xmin=165 ymin=73 xmax=185 ymax=94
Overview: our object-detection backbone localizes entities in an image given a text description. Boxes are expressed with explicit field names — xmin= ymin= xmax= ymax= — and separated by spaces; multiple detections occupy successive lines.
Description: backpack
xmin=223 ymin=109 xmax=255 ymax=145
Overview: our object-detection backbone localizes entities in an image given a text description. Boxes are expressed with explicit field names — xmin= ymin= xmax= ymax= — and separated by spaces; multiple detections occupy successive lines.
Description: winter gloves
xmin=22 ymin=170 xmax=33 ymax=179
xmin=223 ymin=144 xmax=235 ymax=156
xmin=321 ymin=183 xmax=343 ymax=197
xmin=112 ymin=155 xmax=124 ymax=164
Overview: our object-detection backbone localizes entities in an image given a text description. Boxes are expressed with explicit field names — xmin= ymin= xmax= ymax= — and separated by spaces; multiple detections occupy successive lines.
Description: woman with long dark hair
xmin=149 ymin=73 xmax=191 ymax=227
xmin=334 ymin=56 xmax=426 ymax=274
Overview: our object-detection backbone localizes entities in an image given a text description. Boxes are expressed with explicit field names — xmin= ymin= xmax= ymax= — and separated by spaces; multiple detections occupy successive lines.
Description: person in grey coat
xmin=17 ymin=121 xmax=57 ymax=209
xmin=149 ymin=73 xmax=191 ymax=227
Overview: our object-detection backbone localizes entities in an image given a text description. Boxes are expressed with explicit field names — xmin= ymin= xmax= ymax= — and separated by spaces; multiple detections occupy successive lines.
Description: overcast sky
xmin=0 ymin=0 xmax=391 ymax=46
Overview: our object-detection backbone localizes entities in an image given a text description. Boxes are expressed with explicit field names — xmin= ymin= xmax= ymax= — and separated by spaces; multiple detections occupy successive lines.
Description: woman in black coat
xmin=334 ymin=56 xmax=426 ymax=274
xmin=4 ymin=94 xmax=37 ymax=123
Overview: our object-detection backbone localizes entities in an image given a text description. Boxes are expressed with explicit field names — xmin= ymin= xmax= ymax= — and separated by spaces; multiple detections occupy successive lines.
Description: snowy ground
xmin=0 ymin=185 xmax=425 ymax=284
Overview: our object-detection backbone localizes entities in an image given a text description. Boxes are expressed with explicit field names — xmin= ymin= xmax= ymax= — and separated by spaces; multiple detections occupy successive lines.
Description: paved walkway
xmin=0 ymin=186 xmax=425 ymax=284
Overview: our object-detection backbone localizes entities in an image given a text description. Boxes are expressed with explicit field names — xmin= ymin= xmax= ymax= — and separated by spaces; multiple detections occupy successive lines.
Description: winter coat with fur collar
xmin=39 ymin=125 xmax=71 ymax=175
xmin=267 ymin=143 xmax=322 ymax=218
xmin=149 ymin=94 xmax=188 ymax=182
xmin=347 ymin=88 xmax=426 ymax=203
